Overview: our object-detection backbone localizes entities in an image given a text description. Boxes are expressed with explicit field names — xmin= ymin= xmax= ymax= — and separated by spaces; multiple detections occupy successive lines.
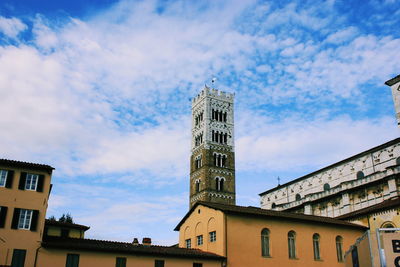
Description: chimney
xmin=142 ymin=237 xmax=151 ymax=246
xmin=132 ymin=238 xmax=139 ymax=246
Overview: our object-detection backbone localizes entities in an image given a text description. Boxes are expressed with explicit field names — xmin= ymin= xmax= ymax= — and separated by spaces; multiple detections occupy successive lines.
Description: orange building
xmin=176 ymin=202 xmax=367 ymax=267
xmin=0 ymin=159 xmax=54 ymax=267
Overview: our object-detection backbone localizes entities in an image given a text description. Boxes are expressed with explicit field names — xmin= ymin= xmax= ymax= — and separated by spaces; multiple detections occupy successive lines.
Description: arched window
xmin=224 ymin=133 xmax=227 ymax=144
xmin=215 ymin=177 xmax=224 ymax=191
xmin=288 ymin=231 xmax=296 ymax=259
xmin=195 ymin=180 xmax=200 ymax=193
xmin=313 ymin=233 xmax=321 ymax=260
xmin=396 ymin=157 xmax=400 ymax=166
xmin=295 ymin=194 xmax=301 ymax=201
xmin=356 ymin=171 xmax=364 ymax=180
xmin=220 ymin=179 xmax=224 ymax=191
xmin=381 ymin=222 xmax=396 ymax=228
xmin=336 ymin=236 xmax=343 ymax=262
xmin=323 ymin=183 xmax=330 ymax=191
xmin=224 ymin=112 xmax=227 ymax=122
xmin=271 ymin=203 xmax=276 ymax=209
xmin=261 ymin=228 xmax=270 ymax=257
xmin=222 ymin=155 xmax=226 ymax=167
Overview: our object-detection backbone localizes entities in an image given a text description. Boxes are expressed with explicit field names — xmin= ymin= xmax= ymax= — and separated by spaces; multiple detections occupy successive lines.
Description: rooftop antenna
xmin=277 ymin=176 xmax=281 ymax=186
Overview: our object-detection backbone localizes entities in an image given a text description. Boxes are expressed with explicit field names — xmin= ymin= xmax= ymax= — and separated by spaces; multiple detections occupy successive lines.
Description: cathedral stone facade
xmin=189 ymin=86 xmax=236 ymax=208
xmin=259 ymin=74 xmax=400 ymax=231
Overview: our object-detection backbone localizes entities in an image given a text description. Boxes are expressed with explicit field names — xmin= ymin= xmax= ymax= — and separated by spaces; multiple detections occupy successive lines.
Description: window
xmin=197 ymin=235 xmax=203 ymax=246
xmin=209 ymin=231 xmax=216 ymax=242
xmin=155 ymin=260 xmax=164 ymax=267
xmin=356 ymin=171 xmax=364 ymax=180
xmin=336 ymin=236 xmax=343 ymax=262
xmin=116 ymin=257 xmax=126 ymax=267
xmin=11 ymin=249 xmax=26 ymax=267
xmin=215 ymin=177 xmax=225 ymax=192
xmin=313 ymin=233 xmax=321 ymax=260
xmin=61 ymin=228 xmax=70 ymax=238
xmin=261 ymin=228 xmax=270 ymax=257
xmin=18 ymin=172 xmax=44 ymax=192
xmin=18 ymin=209 xmax=33 ymax=229
xmin=185 ymin=238 xmax=191 ymax=248
xmin=193 ymin=263 xmax=203 ymax=267
xmin=0 ymin=206 xmax=7 ymax=228
xmin=66 ymin=254 xmax=80 ymax=267
xmin=0 ymin=170 xmax=7 ymax=187
xmin=288 ymin=231 xmax=296 ymax=259
xmin=195 ymin=181 xmax=200 ymax=193
xmin=11 ymin=208 xmax=39 ymax=231
xmin=323 ymin=183 xmax=330 ymax=191
xmin=295 ymin=194 xmax=301 ymax=201
xmin=271 ymin=203 xmax=276 ymax=209
xmin=0 ymin=169 xmax=13 ymax=188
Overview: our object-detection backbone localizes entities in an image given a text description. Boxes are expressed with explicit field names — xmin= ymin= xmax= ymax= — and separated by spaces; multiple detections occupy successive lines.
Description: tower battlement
xmin=192 ymin=86 xmax=234 ymax=107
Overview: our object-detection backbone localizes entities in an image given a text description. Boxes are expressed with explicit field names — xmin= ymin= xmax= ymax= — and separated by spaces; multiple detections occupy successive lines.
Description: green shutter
xmin=11 ymin=208 xmax=21 ymax=229
xmin=66 ymin=254 xmax=80 ymax=267
xmin=18 ymin=173 xmax=27 ymax=190
xmin=36 ymin=175 xmax=45 ymax=192
xmin=30 ymin=210 xmax=39 ymax=231
xmin=0 ymin=206 xmax=7 ymax=228
xmin=11 ymin=249 xmax=26 ymax=267
xmin=5 ymin=170 xmax=14 ymax=188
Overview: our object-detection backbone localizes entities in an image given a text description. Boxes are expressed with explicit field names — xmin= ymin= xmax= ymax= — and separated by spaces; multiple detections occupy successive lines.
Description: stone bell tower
xmin=189 ymin=85 xmax=235 ymax=208
xmin=385 ymin=74 xmax=400 ymax=126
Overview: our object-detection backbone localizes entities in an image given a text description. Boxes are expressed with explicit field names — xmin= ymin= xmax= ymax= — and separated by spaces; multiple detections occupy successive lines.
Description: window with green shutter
xmin=11 ymin=249 xmax=26 ymax=267
xmin=66 ymin=254 xmax=79 ymax=267
xmin=155 ymin=260 xmax=164 ymax=267
xmin=116 ymin=257 xmax=126 ymax=267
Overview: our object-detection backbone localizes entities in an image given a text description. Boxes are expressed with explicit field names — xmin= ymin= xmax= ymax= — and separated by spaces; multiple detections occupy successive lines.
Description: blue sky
xmin=0 ymin=0 xmax=399 ymax=244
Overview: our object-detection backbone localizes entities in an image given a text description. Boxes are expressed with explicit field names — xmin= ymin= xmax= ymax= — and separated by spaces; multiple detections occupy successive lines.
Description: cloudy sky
xmin=1 ymin=0 xmax=399 ymax=244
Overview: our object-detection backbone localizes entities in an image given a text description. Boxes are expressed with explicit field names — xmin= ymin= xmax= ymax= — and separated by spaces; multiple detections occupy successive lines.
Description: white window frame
xmin=185 ymin=238 xmax=191 ymax=248
xmin=0 ymin=170 xmax=7 ymax=187
xmin=197 ymin=235 xmax=203 ymax=246
xmin=209 ymin=231 xmax=216 ymax=242
xmin=18 ymin=209 xmax=33 ymax=230
xmin=25 ymin=174 xmax=39 ymax=191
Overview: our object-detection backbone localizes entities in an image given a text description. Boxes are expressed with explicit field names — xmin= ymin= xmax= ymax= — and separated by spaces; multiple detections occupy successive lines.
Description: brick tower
xmin=189 ymin=85 xmax=235 ymax=208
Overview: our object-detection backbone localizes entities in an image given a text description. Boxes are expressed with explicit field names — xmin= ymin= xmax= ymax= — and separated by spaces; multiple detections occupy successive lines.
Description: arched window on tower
xmin=215 ymin=177 xmax=225 ymax=191
xmin=214 ymin=153 xmax=217 ymax=166
xmin=212 ymin=109 xmax=215 ymax=120
xmin=222 ymin=155 xmax=226 ymax=167
xmin=219 ymin=111 xmax=223 ymax=122
xmin=195 ymin=180 xmax=200 ymax=193
xmin=224 ymin=112 xmax=227 ymax=122
xmin=212 ymin=130 xmax=215 ymax=142
xmin=224 ymin=133 xmax=227 ymax=144
xmin=219 ymin=132 xmax=223 ymax=144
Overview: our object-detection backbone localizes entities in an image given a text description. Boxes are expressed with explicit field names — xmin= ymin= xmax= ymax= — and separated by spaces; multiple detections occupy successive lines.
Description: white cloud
xmin=236 ymin=114 xmax=398 ymax=172
xmin=325 ymin=26 xmax=358 ymax=44
xmin=0 ymin=16 xmax=27 ymax=39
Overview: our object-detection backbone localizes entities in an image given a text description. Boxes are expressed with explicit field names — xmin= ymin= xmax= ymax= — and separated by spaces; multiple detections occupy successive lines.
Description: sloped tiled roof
xmin=385 ymin=74 xmax=400 ymax=86
xmin=0 ymin=158 xmax=54 ymax=172
xmin=45 ymin=219 xmax=90 ymax=231
xmin=175 ymin=201 xmax=368 ymax=231
xmin=42 ymin=236 xmax=225 ymax=260
xmin=336 ymin=197 xmax=400 ymax=220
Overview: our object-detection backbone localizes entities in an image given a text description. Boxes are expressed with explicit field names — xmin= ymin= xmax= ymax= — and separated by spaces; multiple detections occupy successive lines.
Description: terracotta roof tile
xmin=0 ymin=158 xmax=54 ymax=172
xmin=45 ymin=219 xmax=90 ymax=231
xmin=175 ymin=201 xmax=368 ymax=231
xmin=42 ymin=236 xmax=225 ymax=260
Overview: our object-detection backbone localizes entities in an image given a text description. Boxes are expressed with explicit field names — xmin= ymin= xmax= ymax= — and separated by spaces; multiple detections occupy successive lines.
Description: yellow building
xmin=175 ymin=201 xmax=367 ymax=267
xmin=0 ymin=159 xmax=54 ymax=267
